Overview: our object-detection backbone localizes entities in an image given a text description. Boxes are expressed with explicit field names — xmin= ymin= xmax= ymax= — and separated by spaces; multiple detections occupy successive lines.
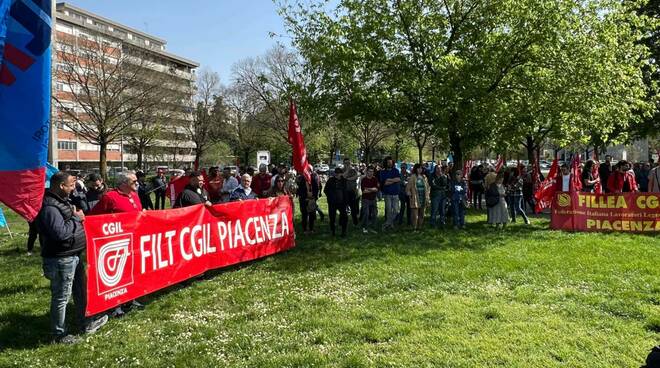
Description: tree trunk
xmin=525 ymin=135 xmax=535 ymax=163
xmin=99 ymin=141 xmax=108 ymax=181
xmin=417 ymin=142 xmax=423 ymax=164
xmin=194 ymin=146 xmax=203 ymax=170
xmin=136 ymin=149 xmax=143 ymax=170
xmin=244 ymin=150 xmax=250 ymax=168
xmin=449 ymin=130 xmax=462 ymax=175
xmin=364 ymin=146 xmax=371 ymax=166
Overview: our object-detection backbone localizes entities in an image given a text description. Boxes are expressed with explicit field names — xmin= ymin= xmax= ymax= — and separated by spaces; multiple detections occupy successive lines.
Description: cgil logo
xmin=93 ymin=234 xmax=135 ymax=298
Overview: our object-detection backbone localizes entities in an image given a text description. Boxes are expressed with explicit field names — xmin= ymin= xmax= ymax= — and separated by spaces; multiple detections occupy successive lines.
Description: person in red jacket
xmin=88 ymin=171 xmax=144 ymax=316
xmin=607 ymin=160 xmax=638 ymax=193
xmin=89 ymin=172 xmax=143 ymax=214
xmin=251 ymin=164 xmax=273 ymax=198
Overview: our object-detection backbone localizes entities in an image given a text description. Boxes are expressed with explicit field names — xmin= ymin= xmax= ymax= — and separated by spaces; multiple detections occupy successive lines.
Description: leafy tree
xmin=186 ymin=68 xmax=225 ymax=168
xmin=281 ymin=0 xmax=654 ymax=168
xmin=54 ymin=35 xmax=176 ymax=179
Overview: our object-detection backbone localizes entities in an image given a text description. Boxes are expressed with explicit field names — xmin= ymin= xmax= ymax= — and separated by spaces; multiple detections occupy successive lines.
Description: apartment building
xmin=53 ymin=2 xmax=199 ymax=171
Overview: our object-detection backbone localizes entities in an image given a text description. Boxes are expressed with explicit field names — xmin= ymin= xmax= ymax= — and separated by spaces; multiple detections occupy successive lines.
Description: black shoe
xmin=53 ymin=334 xmax=80 ymax=344
xmin=129 ymin=300 xmax=145 ymax=310
xmin=85 ymin=315 xmax=109 ymax=334
xmin=111 ymin=307 xmax=125 ymax=318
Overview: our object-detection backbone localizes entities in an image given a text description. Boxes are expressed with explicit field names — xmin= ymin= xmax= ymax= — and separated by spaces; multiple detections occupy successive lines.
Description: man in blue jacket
xmin=230 ymin=174 xmax=257 ymax=201
xmin=37 ymin=172 xmax=108 ymax=344
xmin=379 ymin=156 xmax=401 ymax=230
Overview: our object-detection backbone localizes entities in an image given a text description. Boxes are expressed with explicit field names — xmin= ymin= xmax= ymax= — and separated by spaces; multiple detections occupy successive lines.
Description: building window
xmin=58 ymin=141 xmax=77 ymax=150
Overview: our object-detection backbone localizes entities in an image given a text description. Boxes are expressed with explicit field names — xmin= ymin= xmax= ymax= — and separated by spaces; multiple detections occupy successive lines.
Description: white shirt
xmin=562 ymin=174 xmax=570 ymax=192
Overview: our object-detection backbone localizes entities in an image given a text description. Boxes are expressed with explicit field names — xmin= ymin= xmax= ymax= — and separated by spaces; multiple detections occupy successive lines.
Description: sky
xmin=63 ymin=0 xmax=290 ymax=83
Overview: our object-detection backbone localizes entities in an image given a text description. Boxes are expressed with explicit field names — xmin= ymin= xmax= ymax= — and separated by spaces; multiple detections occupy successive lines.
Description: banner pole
xmin=5 ymin=222 xmax=13 ymax=240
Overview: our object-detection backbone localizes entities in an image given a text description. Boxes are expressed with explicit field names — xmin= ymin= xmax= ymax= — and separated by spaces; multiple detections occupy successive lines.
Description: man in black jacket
xmin=136 ymin=171 xmax=154 ymax=210
xmin=174 ymin=171 xmax=211 ymax=208
xmin=152 ymin=170 xmax=167 ymax=209
xmin=69 ymin=173 xmax=106 ymax=214
xmin=324 ymin=167 xmax=349 ymax=237
xmin=37 ymin=172 xmax=108 ymax=344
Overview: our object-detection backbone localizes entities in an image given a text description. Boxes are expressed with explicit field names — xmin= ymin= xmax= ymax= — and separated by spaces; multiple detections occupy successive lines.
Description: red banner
xmin=288 ymin=100 xmax=312 ymax=184
xmin=550 ymin=192 xmax=660 ymax=232
xmin=84 ymin=196 xmax=295 ymax=316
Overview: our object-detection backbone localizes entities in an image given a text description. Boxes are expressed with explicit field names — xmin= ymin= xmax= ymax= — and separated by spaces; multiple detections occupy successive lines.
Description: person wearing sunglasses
xmin=88 ymin=171 xmax=145 ymax=317
xmin=89 ymin=171 xmax=143 ymax=215
xmin=266 ymin=177 xmax=291 ymax=198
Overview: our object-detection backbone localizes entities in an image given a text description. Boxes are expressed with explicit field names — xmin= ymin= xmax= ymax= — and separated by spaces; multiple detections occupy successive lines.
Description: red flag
xmin=288 ymin=100 xmax=312 ymax=184
xmin=592 ymin=151 xmax=602 ymax=194
xmin=495 ymin=155 xmax=505 ymax=173
xmin=570 ymin=154 xmax=582 ymax=192
xmin=532 ymin=152 xmax=542 ymax=192
xmin=462 ymin=160 xmax=473 ymax=204
xmin=534 ymin=158 xmax=559 ymax=213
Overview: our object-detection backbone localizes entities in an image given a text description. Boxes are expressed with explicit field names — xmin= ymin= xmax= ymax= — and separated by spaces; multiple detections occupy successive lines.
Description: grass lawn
xmin=0 ymin=201 xmax=658 ymax=367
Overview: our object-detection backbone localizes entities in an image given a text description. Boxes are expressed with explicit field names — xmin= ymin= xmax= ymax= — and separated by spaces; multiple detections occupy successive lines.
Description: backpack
xmin=642 ymin=345 xmax=660 ymax=368
xmin=485 ymin=184 xmax=500 ymax=208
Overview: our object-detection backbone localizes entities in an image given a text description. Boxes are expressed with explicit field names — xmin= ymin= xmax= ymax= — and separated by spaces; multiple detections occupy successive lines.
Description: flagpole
xmin=5 ymin=221 xmax=13 ymax=239
xmin=49 ymin=0 xmax=58 ymax=168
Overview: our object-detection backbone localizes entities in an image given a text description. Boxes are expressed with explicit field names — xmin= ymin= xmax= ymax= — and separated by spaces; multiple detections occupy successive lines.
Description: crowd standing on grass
xmin=27 ymin=153 xmax=660 ymax=343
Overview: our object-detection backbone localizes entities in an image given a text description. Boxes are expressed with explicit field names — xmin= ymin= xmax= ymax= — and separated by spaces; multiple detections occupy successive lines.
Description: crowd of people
xmin=29 ymin=153 xmax=660 ymax=343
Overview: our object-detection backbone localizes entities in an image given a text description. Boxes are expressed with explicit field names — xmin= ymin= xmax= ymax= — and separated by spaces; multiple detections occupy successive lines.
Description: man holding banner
xmin=37 ymin=172 xmax=108 ymax=343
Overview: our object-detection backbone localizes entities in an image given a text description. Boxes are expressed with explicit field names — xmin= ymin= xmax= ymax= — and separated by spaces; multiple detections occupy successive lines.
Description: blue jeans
xmin=43 ymin=255 xmax=86 ymax=337
xmin=507 ymin=195 xmax=529 ymax=223
xmin=430 ymin=195 xmax=447 ymax=226
xmin=451 ymin=200 xmax=465 ymax=227
xmin=361 ymin=198 xmax=378 ymax=229
xmin=383 ymin=195 xmax=400 ymax=227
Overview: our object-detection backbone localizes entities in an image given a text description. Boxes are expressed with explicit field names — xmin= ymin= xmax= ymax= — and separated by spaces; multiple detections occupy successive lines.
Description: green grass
xmin=0 ymin=201 xmax=658 ymax=367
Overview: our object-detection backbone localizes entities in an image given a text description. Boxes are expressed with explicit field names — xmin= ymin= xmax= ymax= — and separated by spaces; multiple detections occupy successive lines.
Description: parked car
xmin=167 ymin=169 xmax=185 ymax=177
xmin=107 ymin=166 xmax=129 ymax=177
xmin=314 ymin=163 xmax=330 ymax=173
xmin=223 ymin=165 xmax=238 ymax=175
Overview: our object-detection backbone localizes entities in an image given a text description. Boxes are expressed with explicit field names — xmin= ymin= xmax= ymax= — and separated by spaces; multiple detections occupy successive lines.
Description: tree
xmin=231 ymin=46 xmax=303 ymax=143
xmin=54 ymin=35 xmax=175 ymax=179
xmin=185 ymin=68 xmax=225 ymax=168
xmin=221 ymin=83 xmax=267 ymax=166
xmin=281 ymin=0 xmax=654 ymax=169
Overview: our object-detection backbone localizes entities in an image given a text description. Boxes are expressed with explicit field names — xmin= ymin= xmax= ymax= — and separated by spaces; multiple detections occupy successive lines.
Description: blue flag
xmin=0 ymin=207 xmax=7 ymax=228
xmin=45 ymin=161 xmax=58 ymax=188
xmin=0 ymin=0 xmax=52 ymax=221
